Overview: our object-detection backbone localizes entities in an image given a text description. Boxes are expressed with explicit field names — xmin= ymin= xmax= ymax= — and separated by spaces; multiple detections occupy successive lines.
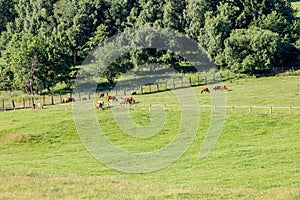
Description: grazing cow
xmin=126 ymin=96 xmax=135 ymax=104
xmin=201 ymin=87 xmax=210 ymax=94
xmin=119 ymin=96 xmax=135 ymax=104
xmin=107 ymin=95 xmax=118 ymax=101
xmin=220 ymin=85 xmax=228 ymax=91
xmin=212 ymin=85 xmax=221 ymax=91
xmin=131 ymin=90 xmax=137 ymax=95
xmin=37 ymin=102 xmax=43 ymax=109
xmin=96 ymin=100 xmax=104 ymax=110
xmin=119 ymin=98 xmax=127 ymax=105
xmin=99 ymin=93 xmax=105 ymax=98
xmin=212 ymin=85 xmax=228 ymax=91
xmin=62 ymin=97 xmax=75 ymax=103
xmin=31 ymin=103 xmax=36 ymax=109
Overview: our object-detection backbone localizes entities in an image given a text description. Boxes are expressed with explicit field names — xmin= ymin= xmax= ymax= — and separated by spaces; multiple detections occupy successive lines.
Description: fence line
xmin=0 ymin=70 xmax=299 ymax=113
xmin=0 ymin=73 xmax=217 ymax=111
xmin=101 ymin=103 xmax=299 ymax=115
xmin=1 ymin=97 xmax=299 ymax=115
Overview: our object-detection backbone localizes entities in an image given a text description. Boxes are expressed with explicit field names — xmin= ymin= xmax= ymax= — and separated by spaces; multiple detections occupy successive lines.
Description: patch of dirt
xmin=1 ymin=133 xmax=26 ymax=143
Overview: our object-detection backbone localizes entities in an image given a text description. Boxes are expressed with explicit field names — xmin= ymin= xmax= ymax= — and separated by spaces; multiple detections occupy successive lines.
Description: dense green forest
xmin=0 ymin=0 xmax=300 ymax=94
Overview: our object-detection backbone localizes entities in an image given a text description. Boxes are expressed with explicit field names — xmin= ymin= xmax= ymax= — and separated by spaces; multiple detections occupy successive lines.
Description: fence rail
xmin=123 ymin=104 xmax=300 ymax=114
xmin=71 ymin=103 xmax=299 ymax=115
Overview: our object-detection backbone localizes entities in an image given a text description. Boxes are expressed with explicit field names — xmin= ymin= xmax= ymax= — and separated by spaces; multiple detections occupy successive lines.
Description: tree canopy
xmin=0 ymin=0 xmax=299 ymax=94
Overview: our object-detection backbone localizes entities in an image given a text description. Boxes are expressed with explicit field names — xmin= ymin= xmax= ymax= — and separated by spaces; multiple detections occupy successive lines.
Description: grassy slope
xmin=0 ymin=76 xmax=299 ymax=199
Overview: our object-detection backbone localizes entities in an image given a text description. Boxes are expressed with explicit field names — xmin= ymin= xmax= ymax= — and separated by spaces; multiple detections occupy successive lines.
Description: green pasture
xmin=0 ymin=76 xmax=299 ymax=199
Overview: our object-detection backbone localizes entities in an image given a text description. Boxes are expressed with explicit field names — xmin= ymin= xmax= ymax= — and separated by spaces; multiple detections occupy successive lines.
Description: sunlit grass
xmin=0 ymin=76 xmax=299 ymax=199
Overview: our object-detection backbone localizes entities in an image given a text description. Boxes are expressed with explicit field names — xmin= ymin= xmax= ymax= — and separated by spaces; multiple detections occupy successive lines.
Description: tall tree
xmin=184 ymin=0 xmax=209 ymax=40
xmin=0 ymin=0 xmax=17 ymax=33
xmin=223 ymin=27 xmax=281 ymax=74
xmin=3 ymin=34 xmax=49 ymax=94
xmin=53 ymin=0 xmax=106 ymax=65
xmin=199 ymin=3 xmax=240 ymax=63
xmin=162 ymin=0 xmax=185 ymax=31
xmin=135 ymin=0 xmax=164 ymax=27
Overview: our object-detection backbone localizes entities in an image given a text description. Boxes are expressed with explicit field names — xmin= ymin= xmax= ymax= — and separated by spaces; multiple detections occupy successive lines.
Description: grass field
xmin=0 ymin=76 xmax=299 ymax=199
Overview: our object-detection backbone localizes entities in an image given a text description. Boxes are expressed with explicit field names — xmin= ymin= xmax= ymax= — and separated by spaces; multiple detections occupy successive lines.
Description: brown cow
xmin=119 ymin=96 xmax=135 ymax=104
xmin=131 ymin=90 xmax=137 ymax=95
xmin=62 ymin=97 xmax=75 ymax=103
xmin=212 ymin=85 xmax=221 ymax=91
xmin=107 ymin=95 xmax=118 ymax=101
xmin=220 ymin=85 xmax=228 ymax=91
xmin=31 ymin=103 xmax=36 ymax=109
xmin=99 ymin=93 xmax=105 ymax=98
xmin=96 ymin=100 xmax=104 ymax=110
xmin=212 ymin=85 xmax=228 ymax=91
xmin=201 ymin=87 xmax=210 ymax=94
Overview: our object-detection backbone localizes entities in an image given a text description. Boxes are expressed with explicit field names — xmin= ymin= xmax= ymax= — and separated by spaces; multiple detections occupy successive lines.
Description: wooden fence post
xmin=156 ymin=83 xmax=159 ymax=92
xmin=249 ymin=106 xmax=252 ymax=113
xmin=189 ymin=77 xmax=192 ymax=86
xmin=289 ymin=107 xmax=292 ymax=114
xmin=227 ymin=70 xmax=230 ymax=80
xmin=140 ymin=85 xmax=143 ymax=94
xmin=270 ymin=107 xmax=273 ymax=114
xmin=51 ymin=96 xmax=54 ymax=105
xmin=43 ymin=95 xmax=45 ymax=106
xmin=12 ymin=99 xmax=16 ymax=110
xmin=23 ymin=97 xmax=26 ymax=109
xmin=172 ymin=79 xmax=175 ymax=90
xmin=213 ymin=105 xmax=216 ymax=112
xmin=149 ymin=84 xmax=151 ymax=93
xmin=231 ymin=106 xmax=234 ymax=112
xmin=2 ymin=98 xmax=5 ymax=111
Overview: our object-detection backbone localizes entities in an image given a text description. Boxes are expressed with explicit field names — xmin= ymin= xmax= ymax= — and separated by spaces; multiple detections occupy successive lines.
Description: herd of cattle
xmin=96 ymin=91 xmax=136 ymax=110
xmin=200 ymin=84 xmax=228 ymax=93
xmin=30 ymin=85 xmax=228 ymax=110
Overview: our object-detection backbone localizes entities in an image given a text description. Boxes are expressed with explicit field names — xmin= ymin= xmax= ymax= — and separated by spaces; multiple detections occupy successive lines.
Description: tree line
xmin=0 ymin=0 xmax=299 ymax=94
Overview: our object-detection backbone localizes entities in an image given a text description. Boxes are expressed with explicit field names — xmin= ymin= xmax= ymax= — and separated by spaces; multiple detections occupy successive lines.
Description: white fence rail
xmin=104 ymin=103 xmax=300 ymax=115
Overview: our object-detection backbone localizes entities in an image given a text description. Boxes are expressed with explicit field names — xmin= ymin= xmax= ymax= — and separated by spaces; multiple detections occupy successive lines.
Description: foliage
xmin=0 ymin=0 xmax=300 ymax=93
xmin=223 ymin=27 xmax=281 ymax=75
xmin=3 ymin=34 xmax=50 ymax=94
